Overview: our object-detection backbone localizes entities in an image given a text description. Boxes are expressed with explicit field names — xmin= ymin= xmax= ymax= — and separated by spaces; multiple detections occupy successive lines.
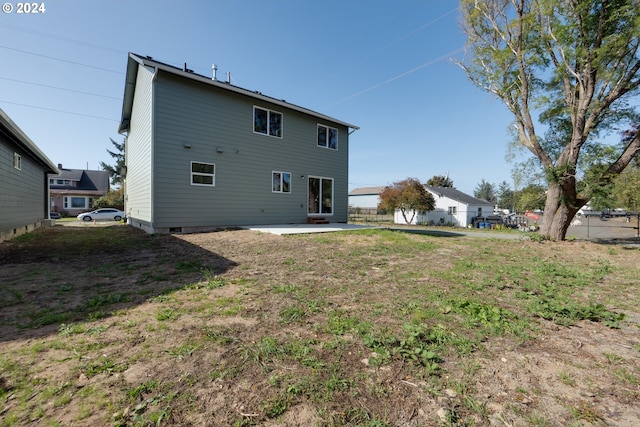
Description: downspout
xmin=150 ymin=67 xmax=158 ymax=232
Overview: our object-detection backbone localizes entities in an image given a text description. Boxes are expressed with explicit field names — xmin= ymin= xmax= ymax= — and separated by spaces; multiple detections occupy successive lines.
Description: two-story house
xmin=117 ymin=53 xmax=358 ymax=234
xmin=1 ymin=108 xmax=58 ymax=242
xmin=49 ymin=165 xmax=110 ymax=216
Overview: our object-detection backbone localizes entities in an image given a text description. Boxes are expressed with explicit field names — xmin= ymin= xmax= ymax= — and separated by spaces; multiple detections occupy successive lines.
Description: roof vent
xmin=212 ymin=64 xmax=217 ymax=80
xmin=183 ymin=63 xmax=193 ymax=73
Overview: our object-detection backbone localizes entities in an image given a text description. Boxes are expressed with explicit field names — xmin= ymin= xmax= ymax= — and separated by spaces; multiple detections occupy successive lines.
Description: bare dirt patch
xmin=0 ymin=225 xmax=638 ymax=426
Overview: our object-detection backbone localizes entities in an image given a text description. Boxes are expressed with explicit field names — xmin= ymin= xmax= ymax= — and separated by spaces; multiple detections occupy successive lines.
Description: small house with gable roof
xmin=0 ymin=108 xmax=58 ymax=242
xmin=394 ymin=185 xmax=493 ymax=227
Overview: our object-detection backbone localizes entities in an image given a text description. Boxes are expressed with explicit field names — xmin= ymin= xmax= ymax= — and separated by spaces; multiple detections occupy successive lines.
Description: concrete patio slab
xmin=246 ymin=223 xmax=381 ymax=235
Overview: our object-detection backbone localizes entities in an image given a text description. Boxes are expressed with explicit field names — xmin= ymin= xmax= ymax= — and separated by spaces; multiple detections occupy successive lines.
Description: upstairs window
xmin=317 ymin=125 xmax=338 ymax=150
xmin=13 ymin=152 xmax=21 ymax=170
xmin=254 ymin=106 xmax=283 ymax=138
xmin=50 ymin=179 xmax=72 ymax=185
xmin=272 ymin=171 xmax=291 ymax=193
xmin=191 ymin=162 xmax=215 ymax=186
xmin=448 ymin=206 xmax=457 ymax=215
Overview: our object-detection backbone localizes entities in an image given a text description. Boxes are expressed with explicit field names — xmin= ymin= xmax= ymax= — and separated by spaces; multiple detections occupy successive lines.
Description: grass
xmin=0 ymin=226 xmax=638 ymax=426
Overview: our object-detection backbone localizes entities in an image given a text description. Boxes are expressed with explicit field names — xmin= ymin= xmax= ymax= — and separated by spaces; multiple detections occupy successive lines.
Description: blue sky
xmin=1 ymin=0 xmax=518 ymax=195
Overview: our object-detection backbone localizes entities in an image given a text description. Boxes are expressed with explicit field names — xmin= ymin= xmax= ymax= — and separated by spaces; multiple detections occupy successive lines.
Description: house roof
xmin=118 ymin=53 xmax=359 ymax=134
xmin=349 ymin=184 xmax=493 ymax=207
xmin=348 ymin=186 xmax=385 ymax=196
xmin=52 ymin=169 xmax=83 ymax=181
xmin=425 ymin=185 xmax=493 ymax=206
xmin=0 ymin=108 xmax=58 ymax=174
xmin=50 ymin=168 xmax=109 ymax=193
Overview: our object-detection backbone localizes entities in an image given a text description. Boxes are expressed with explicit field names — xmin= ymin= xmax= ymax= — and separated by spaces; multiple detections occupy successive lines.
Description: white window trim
xmin=13 ymin=152 xmax=21 ymax=170
xmin=63 ymin=196 xmax=92 ymax=209
xmin=190 ymin=161 xmax=216 ymax=187
xmin=308 ymin=175 xmax=334 ymax=216
xmin=317 ymin=124 xmax=338 ymax=150
xmin=253 ymin=106 xmax=283 ymax=139
xmin=272 ymin=171 xmax=292 ymax=194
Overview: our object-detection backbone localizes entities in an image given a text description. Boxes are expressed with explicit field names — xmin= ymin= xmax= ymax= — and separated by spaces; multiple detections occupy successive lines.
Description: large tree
xmin=460 ymin=0 xmax=640 ymax=240
xmin=426 ymin=174 xmax=454 ymax=188
xmin=378 ymin=178 xmax=436 ymax=224
xmin=613 ymin=165 xmax=640 ymax=212
xmin=497 ymin=180 xmax=515 ymax=211
xmin=474 ymin=179 xmax=498 ymax=203
xmin=100 ymin=138 xmax=125 ymax=187
xmin=516 ymin=184 xmax=547 ymax=212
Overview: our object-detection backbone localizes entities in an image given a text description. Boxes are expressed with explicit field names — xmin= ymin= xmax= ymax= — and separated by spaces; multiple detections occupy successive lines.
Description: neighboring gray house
xmin=49 ymin=164 xmax=110 ymax=216
xmin=394 ymin=185 xmax=493 ymax=227
xmin=118 ymin=53 xmax=358 ymax=233
xmin=1 ymin=108 xmax=59 ymax=242
xmin=348 ymin=186 xmax=385 ymax=213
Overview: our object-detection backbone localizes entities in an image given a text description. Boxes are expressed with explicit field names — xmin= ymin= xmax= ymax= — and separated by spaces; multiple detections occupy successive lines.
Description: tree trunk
xmin=400 ymin=208 xmax=416 ymax=225
xmin=539 ymin=183 xmax=583 ymax=240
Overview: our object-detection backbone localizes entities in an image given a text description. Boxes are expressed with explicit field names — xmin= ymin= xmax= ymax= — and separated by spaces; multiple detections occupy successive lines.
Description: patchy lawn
xmin=0 ymin=225 xmax=638 ymax=426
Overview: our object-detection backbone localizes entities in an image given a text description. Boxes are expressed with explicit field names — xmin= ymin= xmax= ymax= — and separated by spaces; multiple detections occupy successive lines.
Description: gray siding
xmin=148 ymin=72 xmax=349 ymax=230
xmin=125 ymin=66 xmax=154 ymax=228
xmin=0 ymin=139 xmax=47 ymax=240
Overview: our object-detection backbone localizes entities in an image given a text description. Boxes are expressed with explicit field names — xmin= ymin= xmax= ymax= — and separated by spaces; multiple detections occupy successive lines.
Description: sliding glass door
xmin=308 ymin=176 xmax=333 ymax=215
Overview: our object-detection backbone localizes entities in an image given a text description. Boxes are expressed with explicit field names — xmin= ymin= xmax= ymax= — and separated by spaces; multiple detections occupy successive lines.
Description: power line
xmin=0 ymin=23 xmax=215 ymax=78
xmin=0 ymin=45 xmax=123 ymax=74
xmin=332 ymin=7 xmax=459 ymax=79
xmin=333 ymin=48 xmax=463 ymax=105
xmin=0 ymin=76 xmax=120 ymax=100
xmin=0 ymin=22 xmax=126 ymax=55
xmin=0 ymin=100 xmax=118 ymax=122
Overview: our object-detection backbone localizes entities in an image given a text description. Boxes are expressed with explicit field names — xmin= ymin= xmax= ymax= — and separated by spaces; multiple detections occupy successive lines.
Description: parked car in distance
xmin=49 ymin=212 xmax=61 ymax=219
xmin=77 ymin=208 xmax=125 ymax=222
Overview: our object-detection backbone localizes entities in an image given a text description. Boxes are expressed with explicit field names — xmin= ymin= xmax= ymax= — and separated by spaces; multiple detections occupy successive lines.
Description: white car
xmin=77 ymin=208 xmax=125 ymax=222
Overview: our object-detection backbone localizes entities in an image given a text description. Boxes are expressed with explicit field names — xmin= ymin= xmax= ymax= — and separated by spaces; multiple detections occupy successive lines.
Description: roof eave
xmin=0 ymin=108 xmax=59 ymax=174
xmin=121 ymin=53 xmax=359 ymax=132
xmin=117 ymin=54 xmax=142 ymax=134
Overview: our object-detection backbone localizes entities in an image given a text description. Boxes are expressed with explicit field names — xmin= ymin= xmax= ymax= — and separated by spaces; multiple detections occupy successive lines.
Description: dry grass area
xmin=0 ymin=225 xmax=639 ymax=426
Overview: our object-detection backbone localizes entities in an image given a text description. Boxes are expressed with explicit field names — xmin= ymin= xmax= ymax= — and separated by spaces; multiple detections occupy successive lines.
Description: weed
xmin=85 ymin=292 xmax=129 ymax=309
xmin=211 ymin=296 xmax=244 ymax=316
xmin=128 ymin=380 xmax=159 ymax=399
xmin=363 ymin=323 xmax=443 ymax=375
xmin=203 ymin=269 xmax=227 ymax=289
xmin=325 ymin=372 xmax=351 ymax=392
xmin=614 ymin=368 xmax=639 ymax=385
xmin=603 ymin=352 xmax=624 ymax=364
xmin=530 ymin=299 xmax=625 ymax=328
xmin=264 ymin=395 xmax=288 ymax=418
xmin=272 ymin=283 xmax=297 ymax=294
xmin=86 ymin=325 xmax=109 ymax=336
xmin=463 ymin=395 xmax=489 ymax=418
xmin=204 ymin=328 xmax=239 ymax=345
xmin=84 ymin=355 xmax=126 ymax=377
xmin=568 ymin=400 xmax=604 ymax=424
xmin=526 ymin=411 xmax=550 ymax=426
xmin=325 ymin=310 xmax=371 ymax=336
xmin=156 ymin=307 xmax=179 ymax=321
xmin=279 ymin=305 xmax=307 ymax=324
xmin=452 ymin=299 xmax=527 ymax=336
xmin=558 ymin=371 xmax=575 ymax=386
xmin=58 ymin=323 xmax=87 ymax=336
xmin=165 ymin=343 xmax=200 ymax=360
xmin=23 ymin=308 xmax=69 ymax=329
